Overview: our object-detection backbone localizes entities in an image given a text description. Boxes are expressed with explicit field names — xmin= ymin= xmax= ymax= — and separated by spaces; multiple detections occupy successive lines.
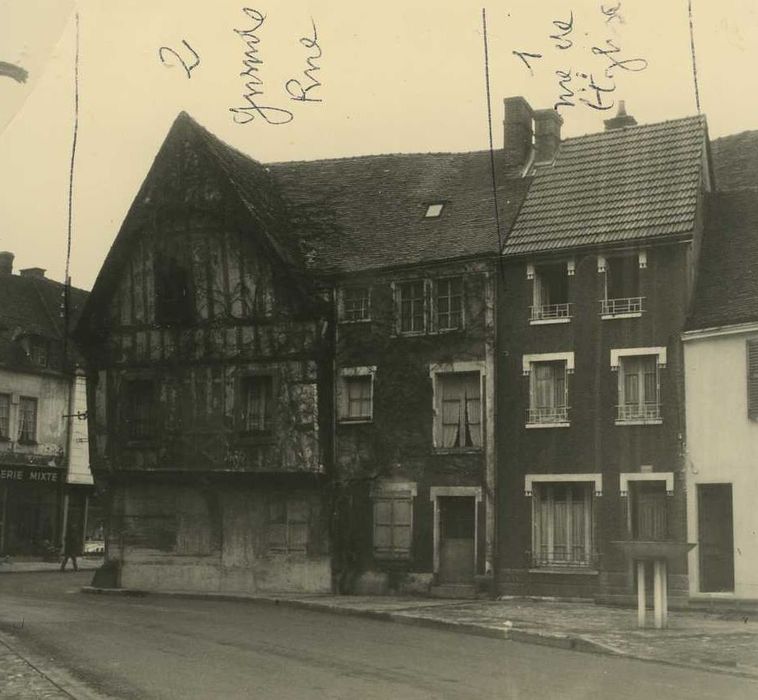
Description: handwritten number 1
xmin=159 ymin=40 xmax=200 ymax=79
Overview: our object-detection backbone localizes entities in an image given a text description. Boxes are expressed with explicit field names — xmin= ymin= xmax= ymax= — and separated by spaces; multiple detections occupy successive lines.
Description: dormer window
xmin=424 ymin=203 xmax=444 ymax=218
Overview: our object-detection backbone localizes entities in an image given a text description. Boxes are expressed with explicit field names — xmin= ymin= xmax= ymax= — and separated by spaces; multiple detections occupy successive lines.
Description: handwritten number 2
xmin=159 ymin=40 xmax=200 ymax=79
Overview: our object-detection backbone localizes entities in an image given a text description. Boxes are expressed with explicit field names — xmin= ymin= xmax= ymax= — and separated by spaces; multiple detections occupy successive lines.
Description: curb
xmin=0 ymin=628 xmax=110 ymax=700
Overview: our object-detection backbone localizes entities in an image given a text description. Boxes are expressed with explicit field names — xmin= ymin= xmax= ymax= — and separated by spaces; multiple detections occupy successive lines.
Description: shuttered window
xmin=748 ymin=340 xmax=758 ymax=420
xmin=373 ymin=493 xmax=413 ymax=560
xmin=267 ymin=498 xmax=309 ymax=554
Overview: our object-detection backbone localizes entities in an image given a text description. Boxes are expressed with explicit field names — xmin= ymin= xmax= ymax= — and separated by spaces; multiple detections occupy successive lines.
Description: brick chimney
xmin=604 ymin=100 xmax=637 ymax=130
xmin=533 ymin=109 xmax=563 ymax=163
xmin=0 ymin=251 xmax=13 ymax=274
xmin=20 ymin=267 xmax=46 ymax=279
xmin=503 ymin=96 xmax=534 ymax=171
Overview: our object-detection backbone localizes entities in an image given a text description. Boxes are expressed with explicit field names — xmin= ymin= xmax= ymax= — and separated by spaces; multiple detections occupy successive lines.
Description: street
xmin=0 ymin=573 xmax=757 ymax=699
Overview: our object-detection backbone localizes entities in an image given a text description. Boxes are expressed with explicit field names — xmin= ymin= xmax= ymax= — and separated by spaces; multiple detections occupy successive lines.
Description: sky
xmin=1 ymin=0 xmax=757 ymax=290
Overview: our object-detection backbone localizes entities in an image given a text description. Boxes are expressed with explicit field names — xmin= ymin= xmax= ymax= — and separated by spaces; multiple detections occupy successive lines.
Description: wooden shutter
xmin=748 ymin=340 xmax=758 ymax=420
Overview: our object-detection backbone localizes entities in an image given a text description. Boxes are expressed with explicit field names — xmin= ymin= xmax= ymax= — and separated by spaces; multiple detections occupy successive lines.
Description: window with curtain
xmin=533 ymin=482 xmax=593 ymax=567
xmin=436 ymin=372 xmax=481 ymax=449
xmin=18 ymin=397 xmax=37 ymax=443
xmin=528 ymin=361 xmax=568 ymax=424
xmin=267 ymin=498 xmax=309 ymax=554
xmin=241 ymin=375 xmax=274 ymax=434
xmin=373 ymin=492 xmax=413 ymax=559
xmin=618 ymin=355 xmax=660 ymax=422
xmin=0 ymin=394 xmax=10 ymax=439
xmin=341 ymin=375 xmax=373 ymax=421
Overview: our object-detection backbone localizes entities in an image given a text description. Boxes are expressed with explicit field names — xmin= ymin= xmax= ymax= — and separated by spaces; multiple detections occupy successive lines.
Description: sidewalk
xmin=0 ymin=557 xmax=103 ymax=574
xmin=82 ymin=587 xmax=758 ymax=680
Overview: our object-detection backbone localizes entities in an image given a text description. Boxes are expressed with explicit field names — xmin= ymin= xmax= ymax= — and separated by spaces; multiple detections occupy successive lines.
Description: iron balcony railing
xmin=616 ymin=403 xmax=662 ymax=423
xmin=526 ymin=406 xmax=569 ymax=425
xmin=600 ymin=296 xmax=645 ymax=316
xmin=529 ymin=546 xmax=598 ymax=569
xmin=529 ymin=303 xmax=573 ymax=321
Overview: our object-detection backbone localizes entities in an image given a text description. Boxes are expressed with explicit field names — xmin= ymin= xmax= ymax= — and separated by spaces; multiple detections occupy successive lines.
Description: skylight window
xmin=424 ymin=203 xmax=444 ymax=218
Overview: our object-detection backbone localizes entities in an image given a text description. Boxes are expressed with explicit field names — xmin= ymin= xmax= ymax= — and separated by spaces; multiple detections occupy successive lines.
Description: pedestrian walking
xmin=60 ymin=524 xmax=80 ymax=572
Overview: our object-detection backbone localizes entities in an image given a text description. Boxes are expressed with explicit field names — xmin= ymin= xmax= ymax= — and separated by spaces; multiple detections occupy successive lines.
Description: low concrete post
xmin=653 ymin=559 xmax=667 ymax=629
xmin=636 ymin=560 xmax=646 ymax=628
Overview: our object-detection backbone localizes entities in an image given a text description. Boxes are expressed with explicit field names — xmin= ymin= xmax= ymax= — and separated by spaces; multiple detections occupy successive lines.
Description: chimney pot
xmin=20 ymin=267 xmax=46 ymax=279
xmin=0 ymin=251 xmax=14 ymax=275
xmin=503 ymin=96 xmax=534 ymax=172
xmin=604 ymin=100 xmax=638 ymax=130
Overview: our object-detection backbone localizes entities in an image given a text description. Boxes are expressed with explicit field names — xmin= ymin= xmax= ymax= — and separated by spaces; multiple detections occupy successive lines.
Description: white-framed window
xmin=18 ymin=396 xmax=38 ymax=444
xmin=530 ymin=480 xmax=595 ymax=568
xmin=599 ymin=252 xmax=645 ymax=318
xmin=529 ymin=261 xmax=572 ymax=323
xmin=338 ymin=366 xmax=376 ymax=423
xmin=612 ymin=348 xmax=665 ymax=425
xmin=267 ymin=497 xmax=309 ymax=554
xmin=0 ymin=394 xmax=9 ymax=440
xmin=424 ymin=203 xmax=445 ymax=218
xmin=340 ymin=286 xmax=371 ymax=323
xmin=371 ymin=482 xmax=416 ymax=560
xmin=396 ymin=280 xmax=427 ymax=334
xmin=523 ymin=353 xmax=573 ymax=427
xmin=433 ymin=277 xmax=464 ymax=331
xmin=435 ymin=372 xmax=481 ymax=449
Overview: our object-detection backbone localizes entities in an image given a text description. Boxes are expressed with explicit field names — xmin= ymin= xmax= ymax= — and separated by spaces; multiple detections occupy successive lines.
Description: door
xmin=698 ymin=484 xmax=735 ymax=592
xmin=438 ymin=497 xmax=475 ymax=584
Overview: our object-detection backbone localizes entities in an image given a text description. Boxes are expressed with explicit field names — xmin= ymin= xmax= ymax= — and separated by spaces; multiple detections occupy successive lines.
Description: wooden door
xmin=698 ymin=484 xmax=735 ymax=592
xmin=439 ymin=497 xmax=475 ymax=584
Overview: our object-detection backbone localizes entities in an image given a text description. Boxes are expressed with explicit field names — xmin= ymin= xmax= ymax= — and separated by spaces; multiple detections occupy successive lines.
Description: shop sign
xmin=0 ymin=467 xmax=62 ymax=483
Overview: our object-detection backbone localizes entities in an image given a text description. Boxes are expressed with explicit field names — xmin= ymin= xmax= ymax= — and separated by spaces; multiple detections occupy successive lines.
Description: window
xmin=601 ymin=254 xmax=643 ymax=317
xmin=154 ymin=249 xmax=195 ymax=325
xmin=617 ymin=355 xmax=661 ymax=424
xmin=124 ymin=380 xmax=155 ymax=441
xmin=0 ymin=394 xmax=9 ymax=439
xmin=341 ymin=287 xmax=371 ymax=323
xmin=748 ymin=339 xmax=758 ymax=420
xmin=435 ymin=372 xmax=481 ymax=449
xmin=434 ymin=277 xmax=463 ymax=331
xmin=527 ymin=361 xmax=569 ymax=426
xmin=30 ymin=341 xmax=48 ymax=368
xmin=531 ymin=262 xmax=571 ymax=322
xmin=241 ymin=376 xmax=274 ymax=435
xmin=424 ymin=203 xmax=444 ymax=218
xmin=372 ymin=485 xmax=414 ymax=560
xmin=18 ymin=397 xmax=38 ymax=443
xmin=338 ymin=367 xmax=375 ymax=423
xmin=267 ymin=498 xmax=309 ymax=554
xmin=532 ymin=482 xmax=594 ymax=568
xmin=629 ymin=481 xmax=668 ymax=541
xmin=397 ymin=281 xmax=426 ymax=334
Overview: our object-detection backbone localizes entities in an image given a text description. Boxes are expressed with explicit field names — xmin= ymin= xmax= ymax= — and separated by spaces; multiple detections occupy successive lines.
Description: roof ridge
xmin=562 ymin=114 xmax=705 ymax=145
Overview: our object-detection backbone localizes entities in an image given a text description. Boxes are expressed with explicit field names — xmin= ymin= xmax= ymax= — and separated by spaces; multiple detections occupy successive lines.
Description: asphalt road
xmin=0 ymin=572 xmax=757 ymax=700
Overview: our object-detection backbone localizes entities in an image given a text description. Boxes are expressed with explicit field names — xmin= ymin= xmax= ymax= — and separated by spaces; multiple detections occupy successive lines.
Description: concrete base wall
xmin=111 ymin=481 xmax=331 ymax=594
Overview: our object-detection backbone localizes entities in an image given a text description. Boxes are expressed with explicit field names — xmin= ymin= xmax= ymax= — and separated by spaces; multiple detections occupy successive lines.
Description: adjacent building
xmin=495 ymin=99 xmax=713 ymax=602
xmin=0 ymin=252 xmax=93 ymax=558
xmin=683 ymin=190 xmax=758 ymax=600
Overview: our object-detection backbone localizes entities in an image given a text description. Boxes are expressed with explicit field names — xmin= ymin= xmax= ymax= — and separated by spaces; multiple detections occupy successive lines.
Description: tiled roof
xmin=268 ymin=152 xmax=531 ymax=274
xmin=0 ymin=272 xmax=88 ymax=368
xmin=710 ymin=130 xmax=758 ymax=191
xmin=503 ymin=115 xmax=707 ymax=256
xmin=686 ymin=191 xmax=758 ymax=331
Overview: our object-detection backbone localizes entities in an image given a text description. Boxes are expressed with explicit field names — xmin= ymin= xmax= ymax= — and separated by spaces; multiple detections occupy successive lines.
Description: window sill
xmin=528 ymin=567 xmax=599 ymax=576
xmin=339 ymin=418 xmax=373 ymax=425
xmin=615 ymin=419 xmax=663 ymax=426
xmin=396 ymin=331 xmax=427 ymax=337
xmin=338 ymin=318 xmax=372 ymax=325
xmin=601 ymin=312 xmax=643 ymax=320
xmin=525 ymin=422 xmax=570 ymax=430
xmin=432 ymin=447 xmax=483 ymax=455
xmin=529 ymin=317 xmax=572 ymax=326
